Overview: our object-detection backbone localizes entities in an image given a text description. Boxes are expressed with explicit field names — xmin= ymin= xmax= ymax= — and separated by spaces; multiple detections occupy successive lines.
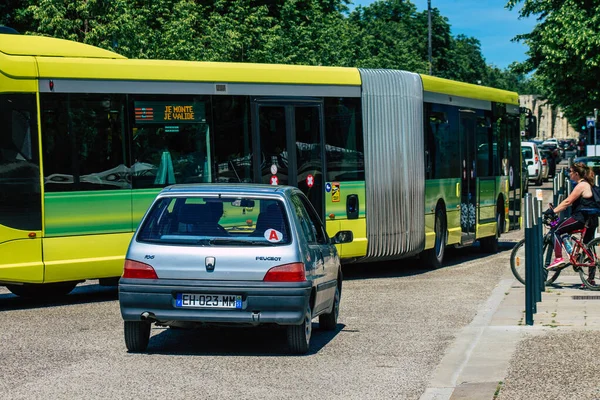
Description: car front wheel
xmin=319 ymin=285 xmax=340 ymax=331
xmin=287 ymin=302 xmax=312 ymax=354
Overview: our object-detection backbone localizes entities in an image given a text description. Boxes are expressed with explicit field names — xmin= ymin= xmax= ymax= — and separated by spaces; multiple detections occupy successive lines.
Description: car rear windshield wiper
xmin=203 ymin=238 xmax=277 ymax=246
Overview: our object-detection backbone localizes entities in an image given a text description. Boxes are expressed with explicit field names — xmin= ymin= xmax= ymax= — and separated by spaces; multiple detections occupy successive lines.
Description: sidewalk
xmin=420 ymin=245 xmax=600 ymax=400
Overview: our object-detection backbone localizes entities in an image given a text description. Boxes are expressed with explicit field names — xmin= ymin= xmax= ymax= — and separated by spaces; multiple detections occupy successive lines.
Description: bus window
xmin=211 ymin=96 xmax=253 ymax=183
xmin=130 ymin=96 xmax=211 ymax=188
xmin=324 ymin=97 xmax=364 ymax=182
xmin=0 ymin=93 xmax=41 ymax=231
xmin=41 ymin=93 xmax=129 ymax=191
xmin=476 ymin=113 xmax=492 ymax=177
xmin=427 ymin=104 xmax=461 ymax=179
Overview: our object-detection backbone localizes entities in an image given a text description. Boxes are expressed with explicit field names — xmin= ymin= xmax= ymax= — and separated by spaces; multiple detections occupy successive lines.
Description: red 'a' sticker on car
xmin=264 ymin=229 xmax=283 ymax=243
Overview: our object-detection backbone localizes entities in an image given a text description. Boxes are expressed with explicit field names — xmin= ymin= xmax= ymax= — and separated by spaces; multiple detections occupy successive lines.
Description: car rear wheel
xmin=124 ymin=321 xmax=151 ymax=352
xmin=319 ymin=285 xmax=340 ymax=331
xmin=287 ymin=303 xmax=312 ymax=354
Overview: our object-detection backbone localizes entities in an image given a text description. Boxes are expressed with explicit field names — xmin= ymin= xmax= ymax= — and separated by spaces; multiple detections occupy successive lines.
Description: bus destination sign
xmin=134 ymin=101 xmax=205 ymax=124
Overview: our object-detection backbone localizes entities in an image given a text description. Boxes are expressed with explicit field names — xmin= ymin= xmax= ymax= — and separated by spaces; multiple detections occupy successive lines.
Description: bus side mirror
xmin=525 ymin=115 xmax=537 ymax=138
xmin=331 ymin=231 xmax=353 ymax=245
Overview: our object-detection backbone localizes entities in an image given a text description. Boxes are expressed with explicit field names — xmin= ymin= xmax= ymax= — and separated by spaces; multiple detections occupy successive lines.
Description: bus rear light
xmin=263 ymin=262 xmax=306 ymax=282
xmin=123 ymin=259 xmax=158 ymax=279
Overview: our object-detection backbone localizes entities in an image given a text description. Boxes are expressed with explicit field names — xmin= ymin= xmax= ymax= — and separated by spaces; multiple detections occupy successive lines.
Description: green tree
xmin=414 ymin=7 xmax=452 ymax=76
xmin=348 ymin=0 xmax=427 ymax=71
xmin=444 ymin=34 xmax=487 ymax=84
xmin=9 ymin=0 xmax=355 ymax=65
xmin=507 ymin=0 xmax=600 ymax=122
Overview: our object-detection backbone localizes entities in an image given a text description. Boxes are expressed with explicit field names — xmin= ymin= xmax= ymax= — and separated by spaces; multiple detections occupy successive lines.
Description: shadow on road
xmin=343 ymin=241 xmax=518 ymax=281
xmin=142 ymin=322 xmax=346 ymax=356
xmin=0 ymin=283 xmax=118 ymax=311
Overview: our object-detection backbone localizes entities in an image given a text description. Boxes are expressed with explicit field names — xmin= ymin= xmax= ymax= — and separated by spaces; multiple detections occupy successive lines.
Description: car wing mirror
xmin=331 ymin=230 xmax=353 ymax=245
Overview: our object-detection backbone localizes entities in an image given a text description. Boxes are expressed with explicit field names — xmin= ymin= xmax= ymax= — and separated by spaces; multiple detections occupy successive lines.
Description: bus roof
xmin=420 ymin=74 xmax=519 ymax=106
xmin=0 ymin=33 xmax=125 ymax=59
xmin=0 ymin=34 xmax=518 ymax=103
xmin=35 ymin=57 xmax=362 ymax=86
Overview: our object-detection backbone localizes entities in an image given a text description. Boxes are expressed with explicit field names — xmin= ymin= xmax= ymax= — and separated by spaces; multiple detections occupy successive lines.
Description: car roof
xmin=157 ymin=183 xmax=296 ymax=198
xmin=575 ymin=156 xmax=600 ymax=162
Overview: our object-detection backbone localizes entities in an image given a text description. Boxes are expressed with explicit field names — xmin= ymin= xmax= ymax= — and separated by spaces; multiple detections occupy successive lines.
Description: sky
xmin=350 ymin=0 xmax=537 ymax=70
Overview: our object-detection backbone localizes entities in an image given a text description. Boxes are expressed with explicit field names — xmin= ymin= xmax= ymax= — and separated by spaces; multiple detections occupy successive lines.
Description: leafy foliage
xmin=507 ymin=0 xmax=600 ymax=122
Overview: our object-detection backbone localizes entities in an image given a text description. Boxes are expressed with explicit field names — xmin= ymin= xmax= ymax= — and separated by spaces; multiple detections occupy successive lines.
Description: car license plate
xmin=176 ymin=293 xmax=242 ymax=309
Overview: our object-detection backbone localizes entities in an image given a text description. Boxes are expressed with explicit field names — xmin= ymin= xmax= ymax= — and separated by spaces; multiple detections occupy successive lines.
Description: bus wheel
xmin=480 ymin=209 xmax=501 ymax=254
xmin=423 ymin=206 xmax=447 ymax=269
xmin=5 ymin=282 xmax=78 ymax=298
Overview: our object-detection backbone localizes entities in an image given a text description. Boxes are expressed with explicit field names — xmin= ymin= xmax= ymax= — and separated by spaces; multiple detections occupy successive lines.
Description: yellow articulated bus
xmin=0 ymin=34 xmax=524 ymax=297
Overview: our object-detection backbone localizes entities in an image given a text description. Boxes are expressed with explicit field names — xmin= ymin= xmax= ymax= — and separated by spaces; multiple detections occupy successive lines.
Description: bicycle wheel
xmin=509 ymin=238 xmax=556 ymax=285
xmin=510 ymin=239 xmax=527 ymax=285
xmin=579 ymin=237 xmax=600 ymax=290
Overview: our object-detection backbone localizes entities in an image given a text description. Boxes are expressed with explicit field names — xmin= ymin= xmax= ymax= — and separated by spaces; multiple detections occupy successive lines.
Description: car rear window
xmin=137 ymin=196 xmax=291 ymax=246
xmin=522 ymin=147 xmax=533 ymax=158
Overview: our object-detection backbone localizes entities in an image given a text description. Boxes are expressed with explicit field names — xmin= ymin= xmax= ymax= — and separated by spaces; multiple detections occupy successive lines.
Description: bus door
xmin=252 ymin=100 xmax=325 ymax=219
xmin=0 ymin=93 xmax=44 ymax=283
xmin=507 ymin=115 xmax=522 ymax=230
xmin=459 ymin=111 xmax=477 ymax=243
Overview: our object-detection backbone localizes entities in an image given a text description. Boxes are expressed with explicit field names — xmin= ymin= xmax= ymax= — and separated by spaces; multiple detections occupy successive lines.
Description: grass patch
xmin=493 ymin=381 xmax=504 ymax=399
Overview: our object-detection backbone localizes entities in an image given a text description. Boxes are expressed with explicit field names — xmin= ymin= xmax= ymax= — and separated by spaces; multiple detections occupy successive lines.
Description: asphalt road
xmin=0 ymin=227 xmax=523 ymax=399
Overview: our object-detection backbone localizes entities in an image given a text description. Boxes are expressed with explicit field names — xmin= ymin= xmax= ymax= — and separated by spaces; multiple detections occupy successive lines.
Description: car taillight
xmin=535 ymin=155 xmax=539 ymax=163
xmin=542 ymin=158 xmax=547 ymax=165
xmin=263 ymin=262 xmax=306 ymax=282
xmin=123 ymin=259 xmax=158 ymax=279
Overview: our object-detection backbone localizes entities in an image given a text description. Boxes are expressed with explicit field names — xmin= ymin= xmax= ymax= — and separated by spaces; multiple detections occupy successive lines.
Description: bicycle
xmin=510 ymin=213 xmax=600 ymax=290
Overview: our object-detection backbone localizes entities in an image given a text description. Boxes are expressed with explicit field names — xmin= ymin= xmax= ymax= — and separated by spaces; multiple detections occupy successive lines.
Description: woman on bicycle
xmin=544 ymin=162 xmax=599 ymax=271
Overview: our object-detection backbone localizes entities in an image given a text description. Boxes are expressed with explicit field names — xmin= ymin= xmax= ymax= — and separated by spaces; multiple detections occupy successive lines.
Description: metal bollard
xmin=535 ymin=198 xmax=544 ymax=300
xmin=524 ymin=193 xmax=535 ymax=325
xmin=531 ymin=196 xmax=540 ymax=305
xmin=553 ymin=175 xmax=558 ymax=207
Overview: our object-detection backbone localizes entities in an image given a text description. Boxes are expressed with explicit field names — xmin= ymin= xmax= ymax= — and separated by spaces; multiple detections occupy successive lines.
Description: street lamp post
xmin=428 ymin=0 xmax=432 ymax=75
xmin=595 ymin=108 xmax=598 ymax=146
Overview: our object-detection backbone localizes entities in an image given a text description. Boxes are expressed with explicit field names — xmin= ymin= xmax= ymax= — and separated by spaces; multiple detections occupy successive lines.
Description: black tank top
xmin=572 ymin=182 xmax=597 ymax=224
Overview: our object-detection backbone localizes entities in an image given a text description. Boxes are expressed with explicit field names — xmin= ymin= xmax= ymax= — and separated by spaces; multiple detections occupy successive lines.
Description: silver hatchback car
xmin=119 ymin=184 xmax=352 ymax=354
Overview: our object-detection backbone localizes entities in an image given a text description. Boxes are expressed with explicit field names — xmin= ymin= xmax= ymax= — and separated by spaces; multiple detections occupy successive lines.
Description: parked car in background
xmin=540 ymin=142 xmax=562 ymax=164
xmin=539 ymin=148 xmax=553 ymax=181
xmin=522 ymin=160 xmax=529 ymax=194
xmin=522 ymin=141 xmax=543 ymax=186
xmin=119 ymin=184 xmax=353 ymax=354
xmin=574 ymin=156 xmax=600 ymax=177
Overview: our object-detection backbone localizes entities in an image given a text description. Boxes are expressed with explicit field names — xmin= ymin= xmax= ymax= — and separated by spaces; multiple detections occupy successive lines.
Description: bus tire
xmin=480 ymin=207 xmax=501 ymax=253
xmin=422 ymin=206 xmax=447 ymax=269
xmin=5 ymin=281 xmax=78 ymax=298
xmin=124 ymin=321 xmax=151 ymax=352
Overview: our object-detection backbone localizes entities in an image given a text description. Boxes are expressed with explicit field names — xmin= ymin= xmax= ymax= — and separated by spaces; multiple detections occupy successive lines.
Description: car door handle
xmin=318 ymin=250 xmax=325 ymax=270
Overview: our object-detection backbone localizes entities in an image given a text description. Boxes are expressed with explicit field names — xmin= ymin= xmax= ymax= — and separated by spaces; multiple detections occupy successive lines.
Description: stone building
xmin=519 ymin=94 xmax=579 ymax=140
